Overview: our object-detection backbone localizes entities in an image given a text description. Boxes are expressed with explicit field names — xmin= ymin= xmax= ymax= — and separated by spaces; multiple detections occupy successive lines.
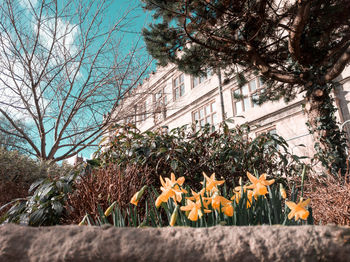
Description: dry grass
xmin=304 ymin=169 xmax=350 ymax=226
xmin=64 ymin=164 xmax=156 ymax=224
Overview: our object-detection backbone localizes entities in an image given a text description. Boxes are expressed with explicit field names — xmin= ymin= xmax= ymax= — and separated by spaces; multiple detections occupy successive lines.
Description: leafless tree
xmin=0 ymin=0 xmax=151 ymax=161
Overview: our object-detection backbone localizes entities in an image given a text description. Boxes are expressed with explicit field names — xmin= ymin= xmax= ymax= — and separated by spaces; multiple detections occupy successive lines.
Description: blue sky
xmin=76 ymin=0 xmax=157 ymax=160
xmin=77 ymin=0 xmax=157 ymax=160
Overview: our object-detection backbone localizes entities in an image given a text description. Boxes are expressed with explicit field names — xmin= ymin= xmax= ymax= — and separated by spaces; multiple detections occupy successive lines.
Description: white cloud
xmin=18 ymin=0 xmax=38 ymax=10
xmin=36 ymin=17 xmax=79 ymax=57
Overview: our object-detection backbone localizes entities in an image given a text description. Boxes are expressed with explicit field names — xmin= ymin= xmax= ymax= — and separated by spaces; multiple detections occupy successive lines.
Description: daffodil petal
xmin=285 ymin=201 xmax=297 ymax=209
xmin=261 ymin=179 xmax=275 ymax=186
xmin=247 ymin=172 xmax=259 ymax=184
xmin=160 ymin=176 xmax=166 ymax=187
xmin=171 ymin=173 xmax=176 ymax=182
xmin=300 ymin=198 xmax=311 ymax=208
xmin=177 ymin=176 xmax=185 ymax=185
xmin=259 ymin=173 xmax=267 ymax=180
xmin=288 ymin=210 xmax=296 ymax=220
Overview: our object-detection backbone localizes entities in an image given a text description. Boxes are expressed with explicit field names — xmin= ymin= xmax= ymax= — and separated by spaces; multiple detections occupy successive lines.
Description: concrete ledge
xmin=1 ymin=224 xmax=350 ymax=261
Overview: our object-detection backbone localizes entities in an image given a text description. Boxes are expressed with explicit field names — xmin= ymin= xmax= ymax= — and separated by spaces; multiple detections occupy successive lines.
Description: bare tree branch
xmin=0 ymin=0 xmax=151 ymax=161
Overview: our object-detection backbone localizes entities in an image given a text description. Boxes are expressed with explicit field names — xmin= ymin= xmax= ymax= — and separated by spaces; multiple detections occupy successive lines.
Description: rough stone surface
xmin=0 ymin=224 xmax=350 ymax=262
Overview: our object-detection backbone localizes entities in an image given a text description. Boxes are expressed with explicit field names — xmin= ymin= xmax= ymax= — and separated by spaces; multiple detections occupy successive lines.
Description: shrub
xmin=97 ymin=122 xmax=305 ymax=190
xmin=1 ymin=167 xmax=79 ymax=226
xmin=66 ymin=123 xmax=305 ymax=224
xmin=0 ymin=148 xmax=74 ymax=218
xmin=0 ymin=147 xmax=74 ymax=183
xmin=0 ymin=148 xmax=46 ymax=183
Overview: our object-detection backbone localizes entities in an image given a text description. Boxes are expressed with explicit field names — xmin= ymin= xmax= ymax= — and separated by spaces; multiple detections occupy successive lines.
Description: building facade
xmin=110 ymin=64 xmax=350 ymax=158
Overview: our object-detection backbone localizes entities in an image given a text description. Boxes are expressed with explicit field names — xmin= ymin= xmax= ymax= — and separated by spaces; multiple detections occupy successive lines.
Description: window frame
xmin=191 ymin=70 xmax=213 ymax=89
xmin=138 ymin=101 xmax=147 ymax=122
xmin=192 ymin=100 xmax=217 ymax=131
xmin=153 ymin=87 xmax=167 ymax=120
xmin=173 ymin=73 xmax=185 ymax=101
xmin=232 ymin=77 xmax=264 ymax=116
xmin=154 ymin=87 xmax=167 ymax=109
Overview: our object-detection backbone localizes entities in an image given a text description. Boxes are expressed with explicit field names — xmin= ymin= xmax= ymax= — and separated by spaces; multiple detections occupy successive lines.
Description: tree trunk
xmin=304 ymin=86 xmax=347 ymax=175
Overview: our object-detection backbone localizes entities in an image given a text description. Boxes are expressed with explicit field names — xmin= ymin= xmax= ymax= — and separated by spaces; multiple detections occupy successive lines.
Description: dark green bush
xmin=96 ymin=122 xmax=305 ymax=190
xmin=2 ymin=168 xmax=80 ymax=226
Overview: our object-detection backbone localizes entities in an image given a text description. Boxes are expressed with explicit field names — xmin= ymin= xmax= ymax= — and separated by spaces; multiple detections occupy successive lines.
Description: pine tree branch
xmin=324 ymin=47 xmax=350 ymax=82
xmin=288 ymin=0 xmax=310 ymax=65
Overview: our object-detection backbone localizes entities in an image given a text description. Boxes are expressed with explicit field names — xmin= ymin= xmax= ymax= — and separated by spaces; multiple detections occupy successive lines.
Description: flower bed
xmin=82 ymin=170 xmax=313 ymax=227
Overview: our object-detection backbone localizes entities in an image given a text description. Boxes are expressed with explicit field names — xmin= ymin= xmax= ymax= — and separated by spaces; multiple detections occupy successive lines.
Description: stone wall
xmin=1 ymin=224 xmax=349 ymax=262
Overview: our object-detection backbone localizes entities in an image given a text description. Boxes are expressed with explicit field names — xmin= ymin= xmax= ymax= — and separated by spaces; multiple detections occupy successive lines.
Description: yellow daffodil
xmin=286 ymin=198 xmax=310 ymax=221
xmin=186 ymin=188 xmax=211 ymax=209
xmin=231 ymin=188 xmax=254 ymax=208
xmin=164 ymin=173 xmax=186 ymax=190
xmin=130 ymin=185 xmax=148 ymax=206
xmin=201 ymin=172 xmax=225 ymax=194
xmin=211 ymin=195 xmax=234 ymax=217
xmin=104 ymin=201 xmax=117 ymax=217
xmin=155 ymin=173 xmax=187 ymax=208
xmin=169 ymin=205 xmax=179 ymax=227
xmin=130 ymin=193 xmax=139 ymax=206
xmin=180 ymin=199 xmax=211 ymax=221
xmin=280 ymin=184 xmax=287 ymax=199
xmin=243 ymin=172 xmax=275 ymax=197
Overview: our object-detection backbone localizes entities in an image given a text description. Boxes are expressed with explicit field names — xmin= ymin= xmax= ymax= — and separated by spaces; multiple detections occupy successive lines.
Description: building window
xmin=232 ymin=77 xmax=264 ymax=115
xmin=192 ymin=101 xmax=217 ymax=131
xmin=173 ymin=74 xmax=185 ymax=100
xmin=154 ymin=88 xmax=167 ymax=109
xmin=138 ymin=101 xmax=147 ymax=122
xmin=154 ymin=88 xmax=167 ymax=120
xmin=192 ymin=70 xmax=212 ymax=88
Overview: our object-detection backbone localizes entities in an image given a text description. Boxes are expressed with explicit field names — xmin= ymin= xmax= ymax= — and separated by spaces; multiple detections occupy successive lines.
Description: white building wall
xmin=109 ymin=64 xmax=350 ymax=159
